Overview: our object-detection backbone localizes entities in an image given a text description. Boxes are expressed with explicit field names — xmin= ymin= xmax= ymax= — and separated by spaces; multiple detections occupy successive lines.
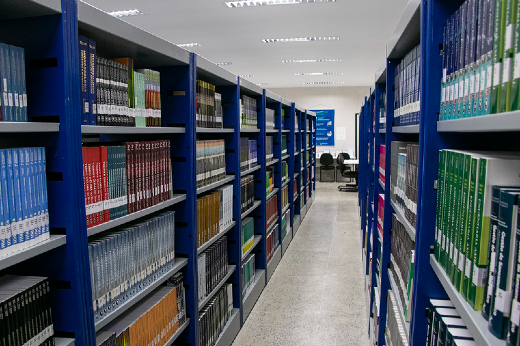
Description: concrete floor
xmin=231 ymin=182 xmax=369 ymax=346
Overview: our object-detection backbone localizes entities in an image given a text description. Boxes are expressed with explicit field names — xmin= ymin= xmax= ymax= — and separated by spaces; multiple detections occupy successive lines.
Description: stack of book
xmin=136 ymin=68 xmax=161 ymax=127
xmin=379 ymin=91 xmax=386 ymax=129
xmin=390 ymin=141 xmax=413 ymax=205
xmin=281 ymin=209 xmax=289 ymax=240
xmin=266 ymin=194 xmax=278 ymax=229
xmin=294 ymin=115 xmax=299 ymax=131
xmin=266 ymin=108 xmax=275 ymax=129
xmin=379 ymin=144 xmax=386 ymax=186
xmin=391 ymin=214 xmax=415 ymax=322
xmin=404 ymin=144 xmax=419 ymax=228
xmin=394 ymin=44 xmax=421 ymax=126
xmin=385 ymin=290 xmax=408 ymax=346
xmin=199 ymin=284 xmax=234 ymax=346
xmin=88 ymin=211 xmax=176 ymax=322
xmin=0 ymin=43 xmax=28 ymax=122
xmin=240 ymin=138 xmax=257 ymax=171
xmin=266 ymin=136 xmax=274 ymax=162
xmin=167 ymin=272 xmax=187 ymax=326
xmin=0 ymin=147 xmax=50 ymax=255
xmin=241 ymin=253 xmax=256 ymax=297
xmin=241 ymin=217 xmax=255 ymax=256
xmin=426 ymin=299 xmax=476 ymax=346
xmin=196 ymin=184 xmax=233 ymax=248
xmin=377 ymin=194 xmax=384 ymax=240
xmin=82 ymin=140 xmax=173 ymax=228
xmin=281 ymin=135 xmax=287 ymax=154
xmin=240 ymin=95 xmax=257 ymax=129
xmin=266 ymin=223 xmax=278 ymax=263
xmin=196 ymin=80 xmax=223 ymax=128
xmin=0 ymin=275 xmax=54 ymax=346
xmin=196 ymin=140 xmax=226 ymax=189
xmin=198 ymin=237 xmax=228 ymax=303
xmin=282 ymin=185 xmax=289 ymax=210
xmin=266 ymin=167 xmax=274 ymax=195
xmin=281 ymin=161 xmax=289 ymax=184
xmin=102 ymin=286 xmax=181 ymax=345
xmin=241 ymin=175 xmax=254 ymax=214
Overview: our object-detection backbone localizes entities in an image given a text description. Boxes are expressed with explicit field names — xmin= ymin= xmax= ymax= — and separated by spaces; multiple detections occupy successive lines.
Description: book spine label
xmin=79 ymin=36 xmax=90 ymax=125
xmin=463 ymin=157 xmax=479 ymax=299
xmin=88 ymin=40 xmax=97 ymax=125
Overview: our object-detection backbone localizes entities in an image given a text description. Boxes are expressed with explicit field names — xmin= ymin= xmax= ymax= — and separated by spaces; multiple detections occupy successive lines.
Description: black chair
xmin=336 ymin=153 xmax=358 ymax=191
xmin=319 ymin=153 xmax=335 ymax=182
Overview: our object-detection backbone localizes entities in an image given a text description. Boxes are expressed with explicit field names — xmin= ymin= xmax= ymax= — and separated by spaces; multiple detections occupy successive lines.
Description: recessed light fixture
xmin=177 ymin=43 xmax=201 ymax=48
xmin=262 ymin=36 xmax=339 ymax=43
xmin=282 ymin=59 xmax=342 ymax=63
xmin=226 ymin=0 xmax=336 ymax=8
xmin=240 ymin=74 xmax=255 ymax=77
xmin=295 ymin=72 xmax=343 ymax=76
xmin=303 ymin=81 xmax=345 ymax=85
xmin=216 ymin=62 xmax=233 ymax=66
xmin=107 ymin=9 xmax=143 ymax=18
xmin=258 ymin=83 xmax=269 ymax=86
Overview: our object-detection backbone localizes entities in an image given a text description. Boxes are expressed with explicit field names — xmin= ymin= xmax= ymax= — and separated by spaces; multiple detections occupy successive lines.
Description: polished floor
xmin=231 ymin=182 xmax=368 ymax=346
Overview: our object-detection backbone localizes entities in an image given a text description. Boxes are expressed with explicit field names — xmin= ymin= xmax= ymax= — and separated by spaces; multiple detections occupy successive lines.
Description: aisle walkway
xmin=232 ymin=183 xmax=368 ymax=346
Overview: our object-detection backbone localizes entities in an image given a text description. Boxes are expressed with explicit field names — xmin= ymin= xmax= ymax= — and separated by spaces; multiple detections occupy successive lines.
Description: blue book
xmin=25 ymin=148 xmax=35 ymax=246
xmin=10 ymin=45 xmax=21 ymax=122
xmin=39 ymin=148 xmax=49 ymax=240
xmin=30 ymin=148 xmax=40 ymax=244
xmin=0 ymin=150 xmax=8 ymax=254
xmin=9 ymin=149 xmax=22 ymax=252
xmin=79 ymin=36 xmax=90 ymax=125
xmin=18 ymin=148 xmax=29 ymax=249
xmin=0 ymin=44 xmax=13 ymax=122
xmin=19 ymin=46 xmax=27 ymax=121
xmin=88 ymin=39 xmax=97 ymax=125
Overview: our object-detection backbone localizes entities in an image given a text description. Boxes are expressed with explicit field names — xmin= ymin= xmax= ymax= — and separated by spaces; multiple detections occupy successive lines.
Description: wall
xmin=271 ymin=86 xmax=370 ymax=159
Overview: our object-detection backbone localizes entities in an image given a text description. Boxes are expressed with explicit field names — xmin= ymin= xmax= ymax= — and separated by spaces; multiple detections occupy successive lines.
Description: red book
xmin=136 ymin=141 xmax=143 ymax=211
xmin=93 ymin=147 xmax=102 ymax=226
xmin=100 ymin=146 xmax=109 ymax=223
xmin=82 ymin=147 xmax=90 ymax=228
xmin=125 ymin=142 xmax=134 ymax=214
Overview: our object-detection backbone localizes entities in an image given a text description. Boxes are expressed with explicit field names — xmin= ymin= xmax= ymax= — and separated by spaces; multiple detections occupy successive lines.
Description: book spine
xmin=463 ymin=157 xmax=479 ymax=298
xmin=79 ymin=36 xmax=90 ymax=125
xmin=507 ymin=203 xmax=520 ymax=345
xmin=499 ymin=0 xmax=517 ymax=112
xmin=490 ymin=0 xmax=506 ymax=113
xmin=88 ymin=39 xmax=97 ymax=125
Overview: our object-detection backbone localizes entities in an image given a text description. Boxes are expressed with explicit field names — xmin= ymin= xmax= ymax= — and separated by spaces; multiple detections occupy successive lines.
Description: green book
xmin=490 ymin=0 xmax=507 ymax=114
xmin=506 ymin=199 xmax=520 ymax=345
xmin=442 ymin=151 xmax=455 ymax=269
xmin=404 ymin=250 xmax=415 ymax=321
xmin=436 ymin=150 xmax=447 ymax=261
xmin=511 ymin=0 xmax=520 ymax=110
xmin=499 ymin=0 xmax=518 ymax=112
xmin=462 ymin=156 xmax=479 ymax=297
xmin=455 ymin=153 xmax=472 ymax=289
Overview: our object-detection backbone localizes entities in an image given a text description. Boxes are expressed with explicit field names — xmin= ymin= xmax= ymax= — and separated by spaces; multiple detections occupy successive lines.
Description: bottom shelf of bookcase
xmin=365 ymin=275 xmax=371 ymax=321
xmin=199 ymin=266 xmax=236 ymax=310
xmin=301 ymin=204 xmax=307 ymax=219
xmin=388 ymin=265 xmax=410 ymax=336
xmin=242 ymin=269 xmax=266 ymax=323
xmin=430 ymin=255 xmax=504 ymax=346
xmin=215 ymin=309 xmax=241 ymax=346
xmin=266 ymin=245 xmax=282 ymax=283
xmin=281 ymin=228 xmax=292 ymax=255
xmin=164 ymin=319 xmax=190 ymax=346
xmin=293 ymin=215 xmax=301 ymax=235
xmin=55 ymin=337 xmax=75 ymax=346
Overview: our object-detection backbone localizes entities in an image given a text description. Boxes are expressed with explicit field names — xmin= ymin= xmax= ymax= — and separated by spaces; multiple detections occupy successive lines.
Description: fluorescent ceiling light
xmin=295 ymin=72 xmax=343 ymax=76
xmin=107 ymin=9 xmax=143 ymax=18
xmin=262 ymin=36 xmax=339 ymax=43
xmin=177 ymin=43 xmax=201 ymax=48
xmin=240 ymin=74 xmax=255 ymax=77
xmin=258 ymin=83 xmax=269 ymax=86
xmin=282 ymin=59 xmax=342 ymax=63
xmin=303 ymin=81 xmax=345 ymax=85
xmin=226 ymin=0 xmax=336 ymax=8
xmin=216 ymin=62 xmax=232 ymax=66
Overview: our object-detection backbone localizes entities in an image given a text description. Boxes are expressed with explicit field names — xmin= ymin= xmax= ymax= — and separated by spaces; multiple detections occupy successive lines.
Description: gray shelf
xmin=294 ymin=172 xmax=300 ymax=178
xmin=0 ymin=0 xmax=61 ymax=20
xmin=55 ymin=338 xmax=75 ymax=346
xmin=300 ymin=186 xmax=304 ymax=193
xmin=199 ymin=265 xmax=236 ymax=310
xmin=267 ymin=245 xmax=282 ymax=282
xmin=281 ymin=179 xmax=290 ymax=188
xmin=300 ymin=167 xmax=304 ymax=172
xmin=430 ymin=255 xmax=505 ymax=346
xmin=242 ymin=235 xmax=262 ymax=261
xmin=265 ymin=90 xmax=281 ymax=103
xmin=197 ymin=175 xmax=235 ymax=195
xmin=282 ymin=129 xmax=290 ymax=133
xmin=164 ymin=319 xmax=190 ymax=346
xmin=266 ymin=129 xmax=279 ymax=134
xmin=393 ymin=124 xmax=420 ymax=134
xmin=87 ymin=194 xmax=186 ymax=237
xmin=437 ymin=111 xmax=520 ymax=132
xmin=266 ymin=158 xmax=279 ymax=167
xmin=266 ymin=188 xmax=279 ymax=202
xmin=380 ymin=128 xmax=387 ymax=134
xmin=242 ymin=269 xmax=266 ymax=322
xmin=266 ymin=222 xmax=278 ymax=236
xmin=301 ymin=204 xmax=307 ymax=219
xmin=95 ymin=257 xmax=188 ymax=331
xmin=390 ymin=200 xmax=416 ymax=240
xmin=241 ymin=164 xmax=261 ymax=176
xmin=240 ymin=128 xmax=260 ymax=133
xmin=386 ymin=0 xmax=421 ymax=60
xmin=81 ymin=125 xmax=185 ymax=135
xmin=282 ymin=154 xmax=290 ymax=160
xmin=241 ymin=200 xmax=261 ymax=219
xmin=239 ymin=78 xmax=263 ymax=96
xmin=379 ymin=179 xmax=385 ymax=190
xmin=295 ymin=151 xmax=300 ymax=156
xmin=0 ymin=122 xmax=59 ymax=133
xmin=375 ymin=62 xmax=387 ymax=84
xmin=197 ymin=127 xmax=235 ymax=133
xmin=214 ymin=309 xmax=241 ymax=346
xmin=282 ymin=228 xmax=293 ymax=255
xmin=197 ymin=221 xmax=236 ymax=255
xmin=282 ymin=204 xmax=290 ymax=215
xmin=197 ymin=55 xmax=237 ymax=85
xmin=0 ymin=235 xmax=66 ymax=271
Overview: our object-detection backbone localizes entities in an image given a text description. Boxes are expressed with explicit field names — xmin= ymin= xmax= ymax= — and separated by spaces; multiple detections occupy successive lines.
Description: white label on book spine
xmin=465 ymin=259 xmax=472 ymax=278
xmin=487 ymin=64 xmax=494 ymax=88
xmin=503 ymin=58 xmax=512 ymax=83
xmin=458 ymin=253 xmax=465 ymax=271
xmin=506 ymin=24 xmax=514 ymax=51
xmin=472 ymin=265 xmax=486 ymax=286
xmin=511 ymin=300 xmax=520 ymax=326
xmin=495 ymin=288 xmax=513 ymax=314
xmin=14 ymin=93 xmax=18 ymax=107
xmin=494 ymin=63 xmax=502 ymax=86
xmin=8 ymin=93 xmax=13 ymax=107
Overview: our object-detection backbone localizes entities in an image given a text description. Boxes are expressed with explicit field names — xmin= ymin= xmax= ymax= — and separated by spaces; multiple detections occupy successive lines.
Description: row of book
xmin=196 ymin=185 xmax=233 ymax=249
xmin=385 ymin=290 xmax=408 ymax=346
xmin=82 ymin=140 xmax=173 ymax=228
xmin=240 ymin=175 xmax=255 ymax=215
xmin=100 ymin=284 xmax=184 ymax=346
xmin=390 ymin=214 xmax=415 ymax=322
xmin=281 ymin=161 xmax=289 ymax=184
xmin=266 ymin=108 xmax=275 ymax=129
xmin=239 ymin=138 xmax=258 ymax=172
xmin=293 ymin=180 xmax=298 ymax=200
xmin=379 ymin=91 xmax=387 ymax=130
xmin=294 ymin=115 xmax=299 ymax=132
xmin=426 ymin=299 xmax=477 ymax=346
xmin=88 ymin=211 xmax=176 ymax=322
xmin=379 ymin=144 xmax=386 ymax=186
xmin=0 ymin=147 xmax=50 ymax=256
xmin=241 ymin=254 xmax=256 ymax=298
xmin=281 ymin=210 xmax=289 ymax=240
xmin=282 ymin=185 xmax=289 ymax=210
xmin=306 ymin=185 xmax=310 ymax=200
xmin=266 ymin=194 xmax=278 ymax=229
xmin=240 ymin=95 xmax=258 ymax=129
xmin=266 ymin=223 xmax=279 ymax=264
xmin=196 ymin=140 xmax=226 ymax=189
xmin=241 ymin=217 xmax=255 ymax=256
xmin=197 ymin=237 xmax=228 ymax=303
xmin=281 ymin=135 xmax=287 ymax=154
xmin=266 ymin=136 xmax=274 ymax=162
xmin=266 ymin=166 xmax=274 ymax=196
xmin=394 ymin=44 xmax=421 ymax=126
xmin=196 ymin=80 xmax=223 ymax=129
xmin=198 ymin=284 xmax=234 ymax=346
xmin=377 ymin=194 xmax=385 ymax=240
xmin=0 ymin=275 xmax=55 ymax=346
xmin=0 ymin=43 xmax=27 ymax=122
xmin=433 ymin=150 xmax=520 ymax=340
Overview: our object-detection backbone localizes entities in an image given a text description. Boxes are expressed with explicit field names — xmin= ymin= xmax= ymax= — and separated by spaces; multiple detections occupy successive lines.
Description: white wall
xmin=271 ymin=86 xmax=370 ymax=158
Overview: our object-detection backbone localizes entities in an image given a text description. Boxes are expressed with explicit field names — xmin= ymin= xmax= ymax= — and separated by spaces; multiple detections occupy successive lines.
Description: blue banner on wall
xmin=312 ymin=109 xmax=335 ymax=146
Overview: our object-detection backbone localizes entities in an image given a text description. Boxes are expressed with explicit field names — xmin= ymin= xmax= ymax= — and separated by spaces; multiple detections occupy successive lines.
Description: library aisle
xmin=232 ymin=183 xmax=368 ymax=346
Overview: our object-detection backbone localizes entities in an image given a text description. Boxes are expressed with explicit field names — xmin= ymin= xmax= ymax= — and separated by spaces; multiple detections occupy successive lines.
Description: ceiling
xmin=81 ymin=0 xmax=409 ymax=88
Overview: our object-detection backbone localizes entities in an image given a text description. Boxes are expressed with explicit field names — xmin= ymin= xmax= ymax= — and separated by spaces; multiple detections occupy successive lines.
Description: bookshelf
xmin=0 ymin=1 xmax=316 ymax=345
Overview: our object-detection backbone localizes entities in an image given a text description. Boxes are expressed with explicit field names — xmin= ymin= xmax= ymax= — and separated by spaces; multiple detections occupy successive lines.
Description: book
xmin=79 ymin=36 xmax=90 ymax=125
xmin=241 ymin=253 xmax=255 ymax=298
xmin=197 ymin=237 xmax=228 ymax=302
xmin=198 ymin=284 xmax=233 ymax=346
xmin=197 ymin=185 xmax=233 ymax=248
xmin=240 ymin=94 xmax=257 ymax=129
xmin=266 ymin=108 xmax=275 ymax=129
xmin=386 ymin=290 xmax=409 ymax=346
xmin=266 ymin=192 xmax=278 ymax=229
xmin=241 ymin=217 xmax=255 ymax=256
xmin=196 ymin=140 xmax=226 ymax=189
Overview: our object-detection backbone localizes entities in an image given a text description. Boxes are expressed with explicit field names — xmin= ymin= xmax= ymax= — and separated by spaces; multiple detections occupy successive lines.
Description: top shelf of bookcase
xmin=239 ymin=78 xmax=263 ymax=96
xmin=307 ymin=111 xmax=316 ymax=117
xmin=376 ymin=63 xmax=386 ymax=85
xmin=295 ymin=104 xmax=305 ymax=113
xmin=0 ymin=0 xmax=61 ymax=20
xmin=196 ymin=55 xmax=237 ymax=86
xmin=386 ymin=0 xmax=420 ymax=60
xmin=265 ymin=90 xmax=281 ymax=103
xmin=0 ymin=122 xmax=59 ymax=133
xmin=81 ymin=125 xmax=185 ymax=135
xmin=77 ymin=1 xmax=190 ymax=68
xmin=437 ymin=111 xmax=520 ymax=132
xmin=393 ymin=124 xmax=420 ymax=134
xmin=281 ymin=98 xmax=292 ymax=108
